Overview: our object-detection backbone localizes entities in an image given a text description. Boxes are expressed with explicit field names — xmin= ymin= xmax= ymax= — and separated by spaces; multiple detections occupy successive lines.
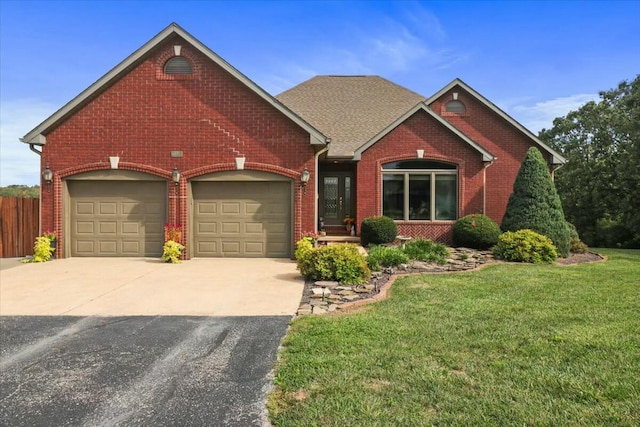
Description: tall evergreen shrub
xmin=501 ymin=147 xmax=571 ymax=257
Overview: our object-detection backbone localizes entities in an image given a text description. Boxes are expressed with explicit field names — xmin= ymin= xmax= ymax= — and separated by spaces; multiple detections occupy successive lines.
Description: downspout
xmin=314 ymin=145 xmax=330 ymax=233
xmin=29 ymin=143 xmax=43 ymax=156
xmin=482 ymin=159 xmax=495 ymax=215
xmin=26 ymin=142 xmax=44 ymax=237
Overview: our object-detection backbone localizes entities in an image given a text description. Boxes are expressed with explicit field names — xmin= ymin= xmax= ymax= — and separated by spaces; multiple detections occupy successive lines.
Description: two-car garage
xmin=65 ymin=170 xmax=293 ymax=258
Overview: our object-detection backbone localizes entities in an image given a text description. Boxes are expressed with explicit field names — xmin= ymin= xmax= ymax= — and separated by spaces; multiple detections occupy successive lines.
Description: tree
xmin=0 ymin=185 xmax=40 ymax=198
xmin=502 ymin=147 xmax=571 ymax=257
xmin=539 ymin=76 xmax=640 ymax=248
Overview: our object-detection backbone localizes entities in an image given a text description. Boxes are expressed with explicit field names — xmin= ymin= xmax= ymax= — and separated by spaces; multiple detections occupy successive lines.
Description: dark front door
xmin=320 ymin=172 xmax=355 ymax=227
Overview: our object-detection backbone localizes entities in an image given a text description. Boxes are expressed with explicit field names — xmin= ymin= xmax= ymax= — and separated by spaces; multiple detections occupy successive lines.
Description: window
xmin=164 ymin=57 xmax=193 ymax=74
xmin=382 ymin=160 xmax=457 ymax=221
xmin=445 ymin=100 xmax=466 ymax=113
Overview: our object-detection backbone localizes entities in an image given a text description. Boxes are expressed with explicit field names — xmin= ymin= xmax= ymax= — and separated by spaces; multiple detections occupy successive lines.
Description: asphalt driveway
xmin=0 ymin=315 xmax=290 ymax=426
xmin=0 ymin=258 xmax=305 ymax=426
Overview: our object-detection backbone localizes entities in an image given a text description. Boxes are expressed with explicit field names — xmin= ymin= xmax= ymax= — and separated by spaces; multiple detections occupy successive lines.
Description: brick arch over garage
xmin=53 ymin=163 xmax=175 ymax=258
xmin=186 ymin=164 xmax=302 ymax=258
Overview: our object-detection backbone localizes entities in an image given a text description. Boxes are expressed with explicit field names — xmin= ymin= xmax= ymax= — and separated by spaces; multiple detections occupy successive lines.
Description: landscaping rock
xmin=297 ymin=248 xmax=497 ymax=316
xmin=314 ymin=281 xmax=339 ymax=289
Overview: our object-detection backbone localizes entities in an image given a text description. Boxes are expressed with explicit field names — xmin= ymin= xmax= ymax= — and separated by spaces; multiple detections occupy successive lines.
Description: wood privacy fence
xmin=0 ymin=197 xmax=39 ymax=258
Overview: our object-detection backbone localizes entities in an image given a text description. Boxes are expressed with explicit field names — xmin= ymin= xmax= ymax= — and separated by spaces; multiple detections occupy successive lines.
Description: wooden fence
xmin=0 ymin=197 xmax=39 ymax=258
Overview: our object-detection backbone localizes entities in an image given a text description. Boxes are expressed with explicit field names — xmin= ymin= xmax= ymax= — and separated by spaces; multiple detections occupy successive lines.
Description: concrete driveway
xmin=0 ymin=258 xmax=304 ymax=316
xmin=0 ymin=257 xmax=305 ymax=426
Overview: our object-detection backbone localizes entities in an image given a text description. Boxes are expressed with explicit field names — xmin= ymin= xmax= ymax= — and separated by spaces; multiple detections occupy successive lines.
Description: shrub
xmin=22 ymin=236 xmax=55 ymax=263
xmin=452 ymin=214 xmax=501 ymax=249
xmin=367 ymin=245 xmax=409 ymax=271
xmin=161 ymin=240 xmax=185 ymax=263
xmin=360 ymin=216 xmax=397 ymax=247
xmin=402 ymin=238 xmax=448 ymax=264
xmin=295 ymin=237 xmax=315 ymax=277
xmin=570 ymin=237 xmax=588 ymax=254
xmin=501 ymin=147 xmax=571 ymax=257
xmin=493 ymin=229 xmax=558 ymax=264
xmin=307 ymin=244 xmax=371 ymax=285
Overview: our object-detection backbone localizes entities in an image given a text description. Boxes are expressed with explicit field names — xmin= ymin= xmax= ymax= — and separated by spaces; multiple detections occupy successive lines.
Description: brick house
xmin=21 ymin=23 xmax=565 ymax=259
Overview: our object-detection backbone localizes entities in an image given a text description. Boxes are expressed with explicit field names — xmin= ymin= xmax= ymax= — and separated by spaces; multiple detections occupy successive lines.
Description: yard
xmin=269 ymin=249 xmax=640 ymax=426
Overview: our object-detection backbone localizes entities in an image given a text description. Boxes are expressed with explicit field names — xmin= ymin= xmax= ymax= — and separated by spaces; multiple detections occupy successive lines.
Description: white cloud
xmin=260 ymin=12 xmax=468 ymax=94
xmin=0 ymin=99 xmax=56 ymax=186
xmin=508 ymin=93 xmax=599 ymax=133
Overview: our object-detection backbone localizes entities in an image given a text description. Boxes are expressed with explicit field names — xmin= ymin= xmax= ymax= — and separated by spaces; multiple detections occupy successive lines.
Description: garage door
xmin=192 ymin=181 xmax=291 ymax=257
xmin=68 ymin=181 xmax=166 ymax=257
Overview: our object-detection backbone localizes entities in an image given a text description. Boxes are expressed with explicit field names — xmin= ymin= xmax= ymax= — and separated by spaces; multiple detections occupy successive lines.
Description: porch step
xmin=317 ymin=236 xmax=360 ymax=244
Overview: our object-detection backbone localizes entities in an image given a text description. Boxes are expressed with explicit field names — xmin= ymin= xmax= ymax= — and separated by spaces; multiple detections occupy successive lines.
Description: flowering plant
xmin=164 ymin=223 xmax=182 ymax=244
xmin=42 ymin=230 xmax=57 ymax=241
xmin=343 ymin=217 xmax=355 ymax=226
xmin=302 ymin=231 xmax=321 ymax=242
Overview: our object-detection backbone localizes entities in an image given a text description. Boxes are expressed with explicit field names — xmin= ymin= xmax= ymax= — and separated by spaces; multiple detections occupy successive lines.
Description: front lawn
xmin=269 ymin=249 xmax=640 ymax=426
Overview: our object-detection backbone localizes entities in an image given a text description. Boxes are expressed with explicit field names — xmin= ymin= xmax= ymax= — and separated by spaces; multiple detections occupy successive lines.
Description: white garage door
xmin=192 ymin=181 xmax=291 ymax=257
xmin=68 ymin=180 xmax=166 ymax=257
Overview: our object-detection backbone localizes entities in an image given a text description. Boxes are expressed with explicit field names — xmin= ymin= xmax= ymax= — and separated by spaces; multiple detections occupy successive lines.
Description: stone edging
xmin=296 ymin=249 xmax=607 ymax=316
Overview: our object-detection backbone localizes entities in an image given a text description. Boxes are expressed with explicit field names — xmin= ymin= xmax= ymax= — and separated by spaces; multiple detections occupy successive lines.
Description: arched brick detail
xmin=155 ymin=42 xmax=200 ymax=81
xmin=184 ymin=162 xmax=300 ymax=180
xmin=184 ymin=162 xmax=304 ymax=258
xmin=55 ymin=163 xmax=176 ymax=258
xmin=58 ymin=162 xmax=171 ymax=180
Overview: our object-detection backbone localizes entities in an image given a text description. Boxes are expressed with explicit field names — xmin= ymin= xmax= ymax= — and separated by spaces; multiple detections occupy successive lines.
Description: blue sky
xmin=1 ymin=0 xmax=639 ymax=185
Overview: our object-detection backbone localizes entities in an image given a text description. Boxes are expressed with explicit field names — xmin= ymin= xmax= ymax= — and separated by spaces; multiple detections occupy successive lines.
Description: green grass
xmin=269 ymin=249 xmax=640 ymax=426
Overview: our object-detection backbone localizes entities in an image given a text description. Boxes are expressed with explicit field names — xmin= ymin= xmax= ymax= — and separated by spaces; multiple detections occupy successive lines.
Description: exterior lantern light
xmin=172 ymin=167 xmax=180 ymax=194
xmin=42 ymin=165 xmax=53 ymax=192
xmin=300 ymin=167 xmax=310 ymax=194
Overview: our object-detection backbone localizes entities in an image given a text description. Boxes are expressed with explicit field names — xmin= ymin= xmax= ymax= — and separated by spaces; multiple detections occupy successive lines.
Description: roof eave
xmin=21 ymin=23 xmax=328 ymax=146
xmin=427 ymin=78 xmax=566 ymax=164
xmin=353 ymin=103 xmax=495 ymax=162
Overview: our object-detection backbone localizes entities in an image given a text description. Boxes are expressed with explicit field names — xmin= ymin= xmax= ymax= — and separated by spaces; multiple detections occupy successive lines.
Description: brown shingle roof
xmin=276 ymin=76 xmax=426 ymax=157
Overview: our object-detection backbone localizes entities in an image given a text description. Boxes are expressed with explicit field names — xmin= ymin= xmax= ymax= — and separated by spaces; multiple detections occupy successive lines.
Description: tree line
xmin=0 ymin=185 xmax=40 ymax=198
xmin=539 ymin=75 xmax=640 ymax=248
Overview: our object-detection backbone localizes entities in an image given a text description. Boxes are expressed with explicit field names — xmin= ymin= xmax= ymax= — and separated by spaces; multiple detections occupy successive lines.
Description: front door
xmin=320 ymin=172 xmax=355 ymax=227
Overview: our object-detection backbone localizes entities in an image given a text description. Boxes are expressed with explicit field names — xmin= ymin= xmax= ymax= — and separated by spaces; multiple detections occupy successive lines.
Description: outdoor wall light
xmin=172 ymin=167 xmax=180 ymax=194
xmin=300 ymin=167 xmax=310 ymax=194
xmin=42 ymin=165 xmax=53 ymax=192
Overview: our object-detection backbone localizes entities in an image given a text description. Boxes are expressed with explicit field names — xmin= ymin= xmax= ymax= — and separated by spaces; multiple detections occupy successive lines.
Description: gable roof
xmin=276 ymin=76 xmax=426 ymax=157
xmin=353 ymin=103 xmax=495 ymax=161
xmin=21 ymin=23 xmax=327 ymax=147
xmin=427 ymin=78 xmax=566 ymax=164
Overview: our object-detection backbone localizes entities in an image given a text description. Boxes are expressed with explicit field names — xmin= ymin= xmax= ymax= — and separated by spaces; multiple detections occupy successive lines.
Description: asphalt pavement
xmin=0 ymin=315 xmax=291 ymax=427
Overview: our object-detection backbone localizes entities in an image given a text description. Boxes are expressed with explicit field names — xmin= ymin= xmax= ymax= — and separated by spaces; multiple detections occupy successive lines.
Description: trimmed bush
xmin=501 ymin=147 xmax=571 ymax=257
xmin=402 ymin=238 xmax=448 ymax=264
xmin=452 ymin=214 xmax=501 ymax=249
xmin=311 ymin=244 xmax=371 ymax=285
xmin=360 ymin=216 xmax=397 ymax=247
xmin=367 ymin=245 xmax=409 ymax=271
xmin=493 ymin=229 xmax=558 ymax=264
xmin=298 ymin=244 xmax=370 ymax=285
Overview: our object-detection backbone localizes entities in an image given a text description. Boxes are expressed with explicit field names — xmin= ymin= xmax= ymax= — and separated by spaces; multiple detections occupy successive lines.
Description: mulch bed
xmin=556 ymin=251 xmax=605 ymax=265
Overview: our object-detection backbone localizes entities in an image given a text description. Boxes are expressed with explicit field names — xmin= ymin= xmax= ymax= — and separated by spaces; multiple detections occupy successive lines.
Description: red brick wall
xmin=39 ymin=34 xmax=316 ymax=257
xmin=431 ymin=87 xmax=555 ymax=224
xmin=357 ymin=109 xmax=486 ymax=244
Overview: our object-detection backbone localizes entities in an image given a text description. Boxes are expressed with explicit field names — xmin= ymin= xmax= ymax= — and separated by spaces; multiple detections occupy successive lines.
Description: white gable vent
xmin=164 ymin=57 xmax=193 ymax=74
